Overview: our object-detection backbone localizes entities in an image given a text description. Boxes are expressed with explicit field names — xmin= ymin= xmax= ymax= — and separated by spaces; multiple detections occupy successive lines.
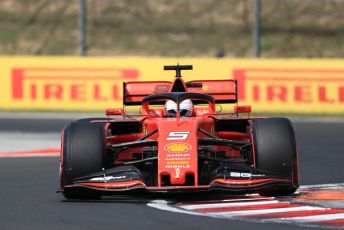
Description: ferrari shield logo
xmin=175 ymin=168 xmax=180 ymax=179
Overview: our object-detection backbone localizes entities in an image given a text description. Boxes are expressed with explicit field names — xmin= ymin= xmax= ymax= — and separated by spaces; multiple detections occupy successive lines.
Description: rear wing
xmin=123 ymin=80 xmax=237 ymax=105
xmin=186 ymin=80 xmax=237 ymax=104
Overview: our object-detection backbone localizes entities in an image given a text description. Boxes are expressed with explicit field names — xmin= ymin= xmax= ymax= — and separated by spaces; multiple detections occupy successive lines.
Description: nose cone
xmin=157 ymin=119 xmax=198 ymax=186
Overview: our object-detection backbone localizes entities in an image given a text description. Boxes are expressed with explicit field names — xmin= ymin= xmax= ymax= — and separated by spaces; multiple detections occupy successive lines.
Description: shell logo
xmin=164 ymin=143 xmax=191 ymax=153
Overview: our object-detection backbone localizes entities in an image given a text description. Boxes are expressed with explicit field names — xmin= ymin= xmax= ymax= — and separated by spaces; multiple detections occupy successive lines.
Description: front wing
xmin=62 ymin=168 xmax=293 ymax=194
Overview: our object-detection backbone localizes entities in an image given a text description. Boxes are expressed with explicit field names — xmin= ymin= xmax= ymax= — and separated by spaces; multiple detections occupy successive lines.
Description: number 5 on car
xmin=166 ymin=131 xmax=190 ymax=140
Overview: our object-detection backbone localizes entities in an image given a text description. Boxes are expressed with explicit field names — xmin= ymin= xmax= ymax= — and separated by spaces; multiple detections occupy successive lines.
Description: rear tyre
xmin=252 ymin=118 xmax=298 ymax=196
xmin=60 ymin=121 xmax=105 ymax=199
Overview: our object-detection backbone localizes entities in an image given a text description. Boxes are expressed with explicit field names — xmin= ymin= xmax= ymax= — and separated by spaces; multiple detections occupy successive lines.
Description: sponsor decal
xmin=175 ymin=168 xmax=180 ymax=179
xmin=233 ymin=68 xmax=344 ymax=105
xmin=166 ymin=160 xmax=190 ymax=165
xmin=154 ymin=85 xmax=170 ymax=93
xmin=90 ymin=175 xmax=126 ymax=182
xmin=164 ymin=142 xmax=191 ymax=153
xmin=230 ymin=172 xmax=251 ymax=178
xmin=165 ymin=165 xmax=191 ymax=169
xmin=229 ymin=172 xmax=266 ymax=178
xmin=11 ymin=67 xmax=139 ymax=102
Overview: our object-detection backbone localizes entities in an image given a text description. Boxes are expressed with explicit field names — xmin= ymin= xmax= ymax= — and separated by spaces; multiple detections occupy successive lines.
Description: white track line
xmin=180 ymin=200 xmax=280 ymax=210
xmin=208 ymin=206 xmax=325 ymax=217
xmin=147 ymin=203 xmax=207 ymax=217
xmin=299 ymin=183 xmax=344 ymax=189
xmin=273 ymin=213 xmax=344 ymax=223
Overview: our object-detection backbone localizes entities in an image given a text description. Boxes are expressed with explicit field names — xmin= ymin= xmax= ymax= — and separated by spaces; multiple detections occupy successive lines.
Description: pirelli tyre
xmin=252 ymin=118 xmax=298 ymax=197
xmin=60 ymin=121 xmax=105 ymax=199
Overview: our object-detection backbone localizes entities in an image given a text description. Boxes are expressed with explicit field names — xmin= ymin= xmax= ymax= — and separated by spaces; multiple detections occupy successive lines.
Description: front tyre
xmin=60 ymin=121 xmax=105 ymax=199
xmin=252 ymin=118 xmax=298 ymax=196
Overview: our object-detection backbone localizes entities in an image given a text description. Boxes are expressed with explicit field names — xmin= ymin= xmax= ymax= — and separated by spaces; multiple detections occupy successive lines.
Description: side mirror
xmin=234 ymin=105 xmax=251 ymax=113
xmin=106 ymin=108 xmax=124 ymax=116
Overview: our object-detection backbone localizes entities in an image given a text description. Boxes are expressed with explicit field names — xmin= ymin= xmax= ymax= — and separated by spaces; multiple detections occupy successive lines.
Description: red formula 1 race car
xmin=59 ymin=65 xmax=299 ymax=199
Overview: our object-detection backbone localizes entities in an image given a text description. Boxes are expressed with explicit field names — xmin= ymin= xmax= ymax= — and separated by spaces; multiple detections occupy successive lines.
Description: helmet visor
xmin=180 ymin=109 xmax=192 ymax=117
xmin=166 ymin=109 xmax=177 ymax=117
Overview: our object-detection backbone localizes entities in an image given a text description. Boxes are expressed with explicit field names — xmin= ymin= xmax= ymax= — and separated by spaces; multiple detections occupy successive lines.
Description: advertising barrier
xmin=0 ymin=56 xmax=343 ymax=114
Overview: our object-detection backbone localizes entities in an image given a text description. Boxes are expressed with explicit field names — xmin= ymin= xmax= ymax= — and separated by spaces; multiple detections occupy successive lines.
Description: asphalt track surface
xmin=0 ymin=117 xmax=344 ymax=230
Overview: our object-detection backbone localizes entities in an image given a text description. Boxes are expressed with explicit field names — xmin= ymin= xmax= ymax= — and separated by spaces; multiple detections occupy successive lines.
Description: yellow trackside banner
xmin=0 ymin=56 xmax=343 ymax=114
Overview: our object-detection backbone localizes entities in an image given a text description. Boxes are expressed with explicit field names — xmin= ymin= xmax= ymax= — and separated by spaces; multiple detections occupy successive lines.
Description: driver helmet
xmin=165 ymin=99 xmax=193 ymax=117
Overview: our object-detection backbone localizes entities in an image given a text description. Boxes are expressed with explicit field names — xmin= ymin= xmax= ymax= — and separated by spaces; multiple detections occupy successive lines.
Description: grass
xmin=0 ymin=0 xmax=343 ymax=57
